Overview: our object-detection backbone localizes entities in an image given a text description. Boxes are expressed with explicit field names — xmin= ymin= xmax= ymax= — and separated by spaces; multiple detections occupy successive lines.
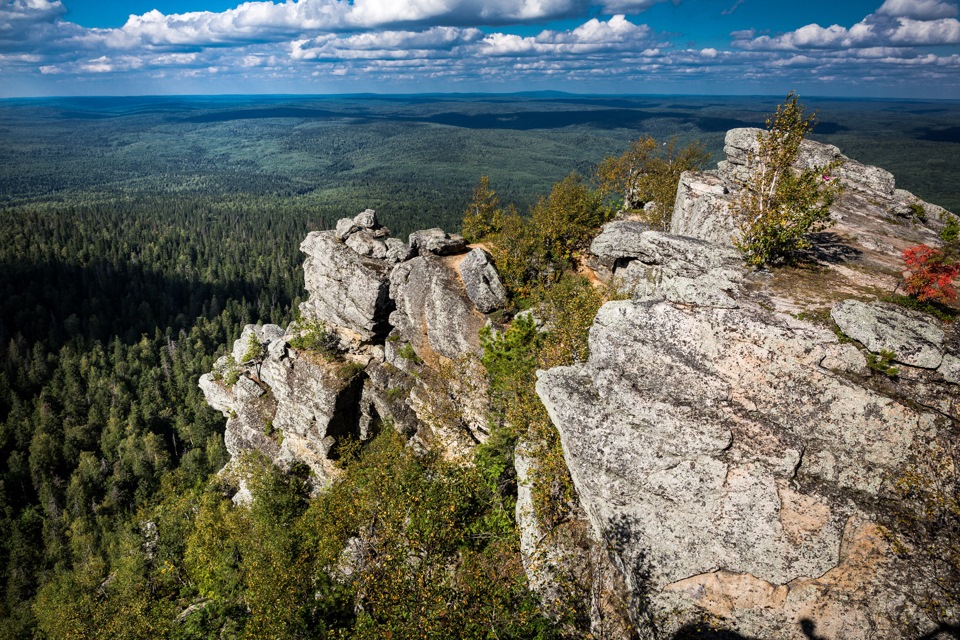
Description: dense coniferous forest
xmin=1 ymin=94 xmax=959 ymax=637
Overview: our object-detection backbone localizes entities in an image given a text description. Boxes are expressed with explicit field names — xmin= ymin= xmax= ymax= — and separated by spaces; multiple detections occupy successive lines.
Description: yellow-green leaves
xmin=731 ymin=92 xmax=844 ymax=267
xmin=595 ymin=135 xmax=709 ymax=231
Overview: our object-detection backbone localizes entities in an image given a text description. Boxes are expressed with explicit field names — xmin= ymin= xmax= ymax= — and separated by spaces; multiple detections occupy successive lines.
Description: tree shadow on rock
xmin=603 ymin=514 xmax=657 ymax=633
xmin=801 ymin=232 xmax=863 ymax=265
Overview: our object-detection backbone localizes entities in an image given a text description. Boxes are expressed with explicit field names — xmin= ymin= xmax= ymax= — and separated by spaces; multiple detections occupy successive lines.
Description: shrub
xmin=289 ymin=319 xmax=339 ymax=357
xmin=866 ymin=349 xmax=899 ymax=377
xmin=532 ymin=172 xmax=613 ymax=267
xmin=940 ymin=213 xmax=960 ymax=245
xmin=731 ymin=92 xmax=844 ymax=266
xmin=461 ymin=176 xmax=503 ymax=243
xmin=595 ymin=135 xmax=710 ymax=230
xmin=902 ymin=244 xmax=959 ymax=304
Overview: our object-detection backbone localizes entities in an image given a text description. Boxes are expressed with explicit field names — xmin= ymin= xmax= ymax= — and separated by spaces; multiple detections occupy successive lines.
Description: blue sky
xmin=2 ymin=0 xmax=959 ymax=97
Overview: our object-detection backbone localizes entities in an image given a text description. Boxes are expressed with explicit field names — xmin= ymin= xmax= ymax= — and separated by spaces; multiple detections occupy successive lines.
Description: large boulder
xmin=409 ymin=228 xmax=467 ymax=256
xmin=389 ymin=255 xmax=484 ymax=361
xmin=459 ymin=248 xmax=507 ymax=313
xmin=591 ymin=221 xmax=744 ymax=308
xmin=299 ymin=231 xmax=394 ymax=342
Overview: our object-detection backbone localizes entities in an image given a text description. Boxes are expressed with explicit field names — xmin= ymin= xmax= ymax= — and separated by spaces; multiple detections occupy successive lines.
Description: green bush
xmin=595 ymin=135 xmax=710 ymax=230
xmin=290 ymin=319 xmax=339 ymax=357
xmin=731 ymin=92 xmax=844 ymax=266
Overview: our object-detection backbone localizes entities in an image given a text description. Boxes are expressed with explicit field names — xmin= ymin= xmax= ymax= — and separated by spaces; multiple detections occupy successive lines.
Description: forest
xmin=1 ymin=93 xmax=959 ymax=637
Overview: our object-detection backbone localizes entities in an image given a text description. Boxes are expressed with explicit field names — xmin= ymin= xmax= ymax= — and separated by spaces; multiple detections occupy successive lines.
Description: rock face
xmin=299 ymin=231 xmax=394 ymax=343
xmin=459 ymin=248 xmax=507 ymax=313
xmin=390 ymin=255 xmax=485 ymax=361
xmin=536 ymin=294 xmax=955 ymax=637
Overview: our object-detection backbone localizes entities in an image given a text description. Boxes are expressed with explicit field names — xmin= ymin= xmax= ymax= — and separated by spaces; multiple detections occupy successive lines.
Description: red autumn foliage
xmin=902 ymin=244 xmax=960 ymax=304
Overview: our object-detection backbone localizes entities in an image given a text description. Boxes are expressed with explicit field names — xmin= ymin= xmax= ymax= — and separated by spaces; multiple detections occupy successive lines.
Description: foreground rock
xmin=536 ymin=286 xmax=958 ymax=637
xmin=542 ymin=136 xmax=960 ymax=637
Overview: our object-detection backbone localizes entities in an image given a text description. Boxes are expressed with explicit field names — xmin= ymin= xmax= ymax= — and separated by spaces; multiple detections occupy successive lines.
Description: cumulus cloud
xmin=291 ymin=26 xmax=482 ymax=61
xmin=734 ymin=0 xmax=960 ymax=50
xmin=876 ymin=0 xmax=958 ymax=20
xmin=480 ymin=15 xmax=657 ymax=56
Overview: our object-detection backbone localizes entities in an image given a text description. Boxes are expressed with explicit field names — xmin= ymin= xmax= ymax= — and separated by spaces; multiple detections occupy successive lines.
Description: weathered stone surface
xmin=590 ymin=220 xmax=655 ymax=262
xmin=592 ymin=222 xmax=743 ymax=308
xmin=233 ymin=375 xmax=265 ymax=401
xmin=820 ymin=342 xmax=869 ymax=376
xmin=939 ymin=353 xmax=960 ymax=384
xmin=389 ymin=255 xmax=483 ymax=360
xmin=384 ymin=237 xmax=413 ymax=263
xmin=259 ymin=348 xmax=365 ymax=480
xmin=459 ymin=248 xmax=507 ymax=313
xmin=345 ymin=230 xmax=389 ymax=259
xmin=670 ymin=170 xmax=735 ymax=245
xmin=335 ymin=217 xmax=360 ymax=241
xmin=299 ymin=231 xmax=393 ymax=342
xmin=354 ymin=208 xmax=378 ymax=229
xmin=535 ymin=296 xmax=932 ymax=637
xmin=409 ymin=228 xmax=467 ymax=256
xmin=832 ymin=300 xmax=944 ymax=369
xmin=201 ymin=320 xmax=371 ymax=489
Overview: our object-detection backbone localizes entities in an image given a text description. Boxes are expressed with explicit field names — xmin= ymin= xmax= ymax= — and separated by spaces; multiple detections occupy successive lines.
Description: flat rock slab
xmin=831 ymin=299 xmax=944 ymax=369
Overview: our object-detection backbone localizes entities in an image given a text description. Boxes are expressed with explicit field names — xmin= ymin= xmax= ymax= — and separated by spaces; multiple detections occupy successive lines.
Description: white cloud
xmin=480 ymin=15 xmax=656 ymax=56
xmin=733 ymin=2 xmax=960 ymax=50
xmin=876 ymin=0 xmax=958 ymax=20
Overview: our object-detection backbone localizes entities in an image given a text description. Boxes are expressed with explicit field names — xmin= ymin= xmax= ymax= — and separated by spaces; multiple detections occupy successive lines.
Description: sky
xmin=2 ymin=0 xmax=959 ymax=97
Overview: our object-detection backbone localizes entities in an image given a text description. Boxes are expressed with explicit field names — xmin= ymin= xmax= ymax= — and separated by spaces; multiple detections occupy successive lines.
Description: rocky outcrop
xmin=672 ymin=128 xmax=955 ymax=272
xmin=202 ymin=211 xmax=508 ymax=491
xmin=200 ymin=137 xmax=959 ymax=638
xmin=541 ymin=139 xmax=960 ymax=638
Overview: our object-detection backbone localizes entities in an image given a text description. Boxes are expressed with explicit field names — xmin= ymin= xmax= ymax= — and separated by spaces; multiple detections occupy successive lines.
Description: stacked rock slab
xmin=535 ymin=143 xmax=960 ymax=637
xmin=201 ymin=209 xmax=508 ymax=497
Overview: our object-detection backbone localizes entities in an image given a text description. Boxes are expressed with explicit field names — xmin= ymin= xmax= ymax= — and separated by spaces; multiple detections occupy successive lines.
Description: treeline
xmin=0 ymin=194 xmax=318 ymax=636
